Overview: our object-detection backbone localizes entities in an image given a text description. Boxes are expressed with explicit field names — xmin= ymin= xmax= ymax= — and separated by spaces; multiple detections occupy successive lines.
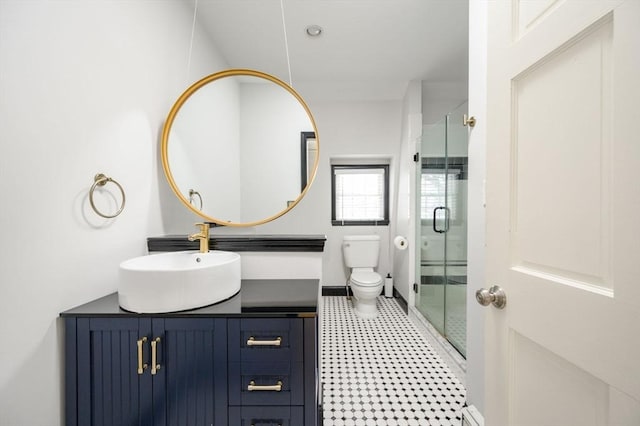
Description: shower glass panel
xmin=416 ymin=119 xmax=446 ymax=335
xmin=415 ymin=101 xmax=468 ymax=357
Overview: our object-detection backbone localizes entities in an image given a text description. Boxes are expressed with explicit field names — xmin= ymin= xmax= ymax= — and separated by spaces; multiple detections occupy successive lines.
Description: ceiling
xmin=191 ymin=0 xmax=469 ymax=103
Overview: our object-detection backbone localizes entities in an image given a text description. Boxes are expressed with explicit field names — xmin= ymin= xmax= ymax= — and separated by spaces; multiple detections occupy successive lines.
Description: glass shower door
xmin=443 ymin=102 xmax=468 ymax=356
xmin=416 ymin=119 xmax=447 ymax=335
xmin=415 ymin=101 xmax=468 ymax=357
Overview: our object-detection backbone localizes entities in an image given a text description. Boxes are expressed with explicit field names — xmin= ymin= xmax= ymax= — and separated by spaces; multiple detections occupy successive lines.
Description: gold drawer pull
xmin=151 ymin=337 xmax=161 ymax=375
xmin=136 ymin=337 xmax=148 ymax=375
xmin=247 ymin=380 xmax=283 ymax=392
xmin=247 ymin=336 xmax=282 ymax=346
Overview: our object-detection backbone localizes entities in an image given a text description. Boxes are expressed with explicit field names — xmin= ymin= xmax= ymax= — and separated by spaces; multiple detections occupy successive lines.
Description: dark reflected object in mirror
xmin=300 ymin=132 xmax=317 ymax=191
xmin=161 ymin=69 xmax=319 ymax=227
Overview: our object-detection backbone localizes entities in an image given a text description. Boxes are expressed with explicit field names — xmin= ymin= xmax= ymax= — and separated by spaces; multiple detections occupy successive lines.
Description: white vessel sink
xmin=118 ymin=250 xmax=241 ymax=313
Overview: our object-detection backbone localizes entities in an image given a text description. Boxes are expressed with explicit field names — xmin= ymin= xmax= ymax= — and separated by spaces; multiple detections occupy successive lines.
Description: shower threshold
xmin=409 ymin=304 xmax=467 ymax=386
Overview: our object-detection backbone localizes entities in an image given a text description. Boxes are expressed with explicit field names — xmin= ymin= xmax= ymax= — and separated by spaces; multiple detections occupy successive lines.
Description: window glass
xmin=420 ymin=169 xmax=460 ymax=221
xmin=331 ymin=165 xmax=389 ymax=226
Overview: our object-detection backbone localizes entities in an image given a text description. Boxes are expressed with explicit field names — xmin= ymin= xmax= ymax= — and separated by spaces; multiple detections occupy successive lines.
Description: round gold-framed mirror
xmin=161 ymin=69 xmax=319 ymax=227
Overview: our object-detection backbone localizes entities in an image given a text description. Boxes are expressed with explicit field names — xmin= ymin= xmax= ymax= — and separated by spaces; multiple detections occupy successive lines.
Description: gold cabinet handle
xmin=247 ymin=336 xmax=282 ymax=346
xmin=136 ymin=337 xmax=148 ymax=375
xmin=247 ymin=380 xmax=283 ymax=392
xmin=151 ymin=337 xmax=161 ymax=375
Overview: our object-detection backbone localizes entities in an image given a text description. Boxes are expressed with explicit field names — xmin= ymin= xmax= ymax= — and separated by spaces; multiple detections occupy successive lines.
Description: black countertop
xmin=60 ymin=279 xmax=320 ymax=318
xmin=147 ymin=234 xmax=326 ymax=253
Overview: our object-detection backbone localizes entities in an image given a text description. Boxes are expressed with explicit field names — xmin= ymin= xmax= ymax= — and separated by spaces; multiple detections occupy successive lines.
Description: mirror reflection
xmin=300 ymin=131 xmax=317 ymax=191
xmin=162 ymin=69 xmax=319 ymax=226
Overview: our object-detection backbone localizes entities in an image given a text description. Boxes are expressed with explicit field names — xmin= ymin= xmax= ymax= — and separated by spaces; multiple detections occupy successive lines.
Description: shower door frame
xmin=415 ymin=102 xmax=469 ymax=357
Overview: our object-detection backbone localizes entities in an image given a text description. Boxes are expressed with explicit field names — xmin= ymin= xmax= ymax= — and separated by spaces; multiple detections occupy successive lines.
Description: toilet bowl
xmin=343 ymin=235 xmax=384 ymax=318
xmin=349 ymin=269 xmax=383 ymax=318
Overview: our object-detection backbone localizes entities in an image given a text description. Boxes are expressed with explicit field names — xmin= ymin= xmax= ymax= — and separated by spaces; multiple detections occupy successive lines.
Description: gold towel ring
xmin=189 ymin=189 xmax=203 ymax=210
xmin=89 ymin=173 xmax=126 ymax=218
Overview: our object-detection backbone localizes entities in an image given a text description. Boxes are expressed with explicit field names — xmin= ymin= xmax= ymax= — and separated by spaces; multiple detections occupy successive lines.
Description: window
xmin=420 ymin=156 xmax=467 ymax=226
xmin=331 ymin=164 xmax=389 ymax=226
xmin=420 ymin=169 xmax=461 ymax=222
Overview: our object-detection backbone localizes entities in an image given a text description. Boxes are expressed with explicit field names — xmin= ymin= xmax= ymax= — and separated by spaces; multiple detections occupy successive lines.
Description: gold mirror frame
xmin=161 ymin=69 xmax=319 ymax=227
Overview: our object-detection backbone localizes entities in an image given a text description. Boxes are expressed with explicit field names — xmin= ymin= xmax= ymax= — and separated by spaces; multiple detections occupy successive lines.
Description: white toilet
xmin=342 ymin=235 xmax=384 ymax=318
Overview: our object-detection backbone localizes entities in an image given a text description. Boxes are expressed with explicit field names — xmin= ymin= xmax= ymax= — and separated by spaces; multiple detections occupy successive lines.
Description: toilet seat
xmin=350 ymin=271 xmax=382 ymax=287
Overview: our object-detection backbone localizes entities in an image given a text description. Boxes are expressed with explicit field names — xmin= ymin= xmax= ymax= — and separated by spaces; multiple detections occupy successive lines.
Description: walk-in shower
xmin=415 ymin=101 xmax=469 ymax=357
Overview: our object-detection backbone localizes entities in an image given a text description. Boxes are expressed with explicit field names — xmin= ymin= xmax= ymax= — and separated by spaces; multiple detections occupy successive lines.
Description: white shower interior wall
xmin=0 ymin=0 xmax=474 ymax=424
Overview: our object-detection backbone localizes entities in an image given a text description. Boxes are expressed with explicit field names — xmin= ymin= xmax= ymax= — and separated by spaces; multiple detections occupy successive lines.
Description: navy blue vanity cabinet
xmin=228 ymin=406 xmax=304 ymax=425
xmin=227 ymin=317 xmax=318 ymax=426
xmin=153 ymin=318 xmax=228 ymax=425
xmin=63 ymin=279 xmax=321 ymax=426
xmin=70 ymin=317 xmax=152 ymax=426
xmin=65 ymin=316 xmax=227 ymax=426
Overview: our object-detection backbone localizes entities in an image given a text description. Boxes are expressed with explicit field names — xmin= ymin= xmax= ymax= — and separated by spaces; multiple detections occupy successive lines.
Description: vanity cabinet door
xmin=72 ymin=317 xmax=154 ymax=426
xmin=67 ymin=317 xmax=228 ymax=426
xmin=151 ymin=318 xmax=227 ymax=426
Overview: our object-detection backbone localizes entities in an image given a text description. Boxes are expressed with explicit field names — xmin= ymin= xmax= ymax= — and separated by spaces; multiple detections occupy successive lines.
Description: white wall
xmin=391 ymin=81 xmax=422 ymax=303
xmin=0 ymin=1 xmax=227 ymax=424
xmin=422 ymin=81 xmax=468 ymax=125
xmin=254 ymin=100 xmax=403 ymax=286
xmin=466 ymin=0 xmax=488 ymax=414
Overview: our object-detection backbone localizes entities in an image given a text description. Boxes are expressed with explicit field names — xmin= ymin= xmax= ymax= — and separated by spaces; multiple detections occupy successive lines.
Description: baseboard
xmin=393 ymin=288 xmax=408 ymax=314
xmin=322 ymin=286 xmax=406 ymax=310
xmin=461 ymin=405 xmax=484 ymax=426
xmin=322 ymin=286 xmax=351 ymax=296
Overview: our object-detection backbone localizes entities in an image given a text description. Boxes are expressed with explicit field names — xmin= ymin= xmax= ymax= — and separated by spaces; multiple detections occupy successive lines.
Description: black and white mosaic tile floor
xmin=321 ymin=296 xmax=466 ymax=426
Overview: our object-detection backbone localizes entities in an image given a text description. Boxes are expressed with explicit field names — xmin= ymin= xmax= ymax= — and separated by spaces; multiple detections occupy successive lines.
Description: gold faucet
xmin=188 ymin=223 xmax=210 ymax=253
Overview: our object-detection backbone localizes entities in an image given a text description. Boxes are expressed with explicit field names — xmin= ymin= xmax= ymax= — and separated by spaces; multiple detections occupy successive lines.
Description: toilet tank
xmin=342 ymin=235 xmax=381 ymax=268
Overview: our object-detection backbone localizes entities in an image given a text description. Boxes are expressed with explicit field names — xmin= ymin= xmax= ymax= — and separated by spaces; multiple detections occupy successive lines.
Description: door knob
xmin=476 ymin=286 xmax=507 ymax=309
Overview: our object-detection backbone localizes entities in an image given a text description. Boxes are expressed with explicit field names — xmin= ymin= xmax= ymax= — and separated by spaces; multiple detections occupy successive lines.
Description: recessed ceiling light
xmin=305 ymin=25 xmax=323 ymax=37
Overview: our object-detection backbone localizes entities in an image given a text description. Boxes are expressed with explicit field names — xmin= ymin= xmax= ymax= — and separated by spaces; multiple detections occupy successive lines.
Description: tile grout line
xmin=321 ymin=296 xmax=466 ymax=426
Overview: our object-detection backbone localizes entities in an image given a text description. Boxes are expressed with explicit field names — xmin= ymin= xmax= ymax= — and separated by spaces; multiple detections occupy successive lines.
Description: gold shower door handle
xmin=151 ymin=337 xmax=161 ymax=375
xmin=247 ymin=336 xmax=282 ymax=346
xmin=247 ymin=380 xmax=283 ymax=392
xmin=463 ymin=114 xmax=476 ymax=127
xmin=136 ymin=337 xmax=148 ymax=375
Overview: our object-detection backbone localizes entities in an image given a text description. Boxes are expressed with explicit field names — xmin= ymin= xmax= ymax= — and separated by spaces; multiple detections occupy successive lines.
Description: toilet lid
xmin=351 ymin=271 xmax=382 ymax=286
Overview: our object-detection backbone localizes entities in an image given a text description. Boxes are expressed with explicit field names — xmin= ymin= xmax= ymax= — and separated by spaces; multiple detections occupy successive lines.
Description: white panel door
xmin=484 ymin=0 xmax=640 ymax=424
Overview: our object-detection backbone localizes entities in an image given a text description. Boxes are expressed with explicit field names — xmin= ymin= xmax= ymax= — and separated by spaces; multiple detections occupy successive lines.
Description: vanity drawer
xmin=229 ymin=361 xmax=304 ymax=406
xmin=228 ymin=405 xmax=304 ymax=426
xmin=228 ymin=318 xmax=303 ymax=364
